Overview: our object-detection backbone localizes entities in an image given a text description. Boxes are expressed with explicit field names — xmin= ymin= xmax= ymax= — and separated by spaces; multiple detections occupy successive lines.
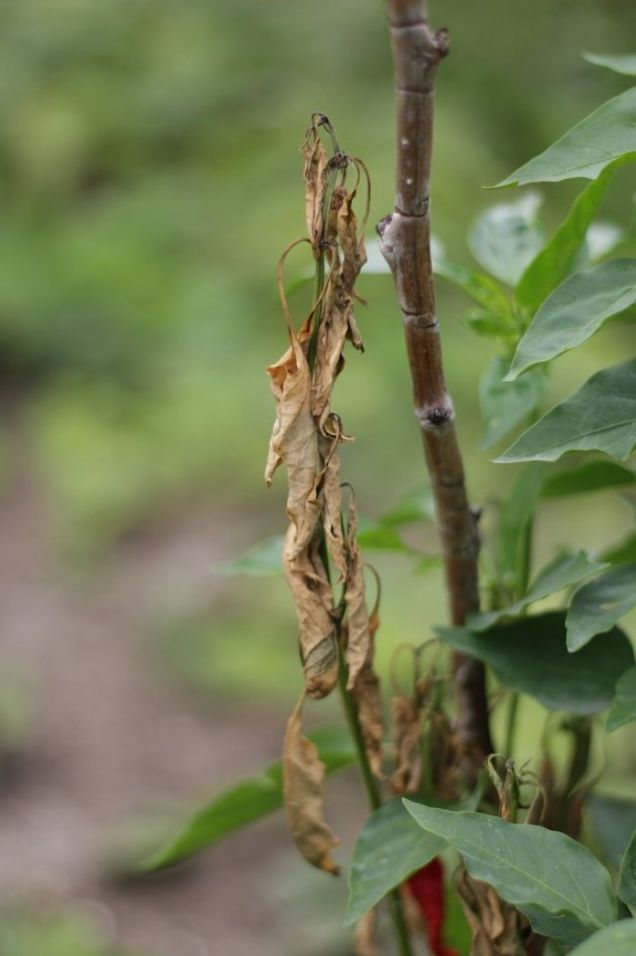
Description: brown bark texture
xmin=379 ymin=0 xmax=493 ymax=769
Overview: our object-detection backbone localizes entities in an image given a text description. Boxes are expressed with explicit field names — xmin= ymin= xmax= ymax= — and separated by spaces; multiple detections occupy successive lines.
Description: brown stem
xmin=379 ymin=0 xmax=492 ymax=774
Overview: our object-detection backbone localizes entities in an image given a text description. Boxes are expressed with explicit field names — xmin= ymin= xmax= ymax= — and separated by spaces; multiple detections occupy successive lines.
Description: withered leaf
xmin=344 ymin=494 xmax=372 ymax=690
xmin=455 ymin=866 xmax=528 ymax=956
xmin=319 ymin=431 xmax=348 ymax=583
xmin=282 ymin=693 xmax=340 ymax=874
xmin=302 ymin=123 xmax=329 ymax=255
xmin=390 ymin=694 xmax=423 ymax=795
xmin=284 ymin=529 xmax=338 ymax=700
xmin=353 ymin=909 xmax=379 ymax=956
xmin=349 ymin=584 xmax=385 ymax=780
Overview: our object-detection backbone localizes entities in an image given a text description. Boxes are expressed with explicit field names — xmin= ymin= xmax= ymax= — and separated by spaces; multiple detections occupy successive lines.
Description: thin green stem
xmin=504 ymin=691 xmax=519 ymax=759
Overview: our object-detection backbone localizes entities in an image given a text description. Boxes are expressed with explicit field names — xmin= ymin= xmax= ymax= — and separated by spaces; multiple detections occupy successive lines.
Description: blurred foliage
xmin=0 ymin=0 xmax=635 ymax=552
xmin=0 ymin=910 xmax=138 ymax=956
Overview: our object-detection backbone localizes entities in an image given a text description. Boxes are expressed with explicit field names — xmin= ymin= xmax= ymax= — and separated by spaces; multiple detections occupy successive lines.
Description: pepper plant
xmin=140 ymin=4 xmax=636 ymax=955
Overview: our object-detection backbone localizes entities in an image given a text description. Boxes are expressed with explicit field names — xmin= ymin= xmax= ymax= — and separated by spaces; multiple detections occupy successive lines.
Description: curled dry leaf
xmin=349 ymin=568 xmax=385 ymax=779
xmin=282 ymin=693 xmax=340 ymax=875
xmin=343 ymin=490 xmax=372 ymax=689
xmin=353 ymin=909 xmax=379 ymax=956
xmin=302 ymin=119 xmax=330 ymax=256
xmin=455 ymin=866 xmax=529 ymax=956
xmin=390 ymin=694 xmax=423 ymax=795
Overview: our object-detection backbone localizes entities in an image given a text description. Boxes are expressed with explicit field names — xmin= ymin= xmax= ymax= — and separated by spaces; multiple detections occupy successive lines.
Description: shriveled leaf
xmin=607 ymin=665 xmax=636 ymax=732
xmin=352 ymin=909 xmax=378 ymax=956
xmin=479 ymin=357 xmax=548 ymax=450
xmin=497 ymin=88 xmax=636 ymax=185
xmin=455 ymin=864 xmax=527 ymax=956
xmin=284 ymin=531 xmax=339 ymax=699
xmin=142 ymin=726 xmax=355 ymax=870
xmin=588 ymin=793 xmax=636 ymax=871
xmin=496 ymin=462 xmax=547 ymax=591
xmin=468 ymin=194 xmax=544 ymax=286
xmin=434 ymin=257 xmax=510 ymax=312
xmin=584 ymin=52 xmax=636 ymax=76
xmin=390 ymin=695 xmax=423 ymax=795
xmin=349 ymin=590 xmax=385 ymax=780
xmin=619 ymin=830 xmax=636 ymax=914
xmin=404 ymin=802 xmax=617 ymax=946
xmin=302 ymin=121 xmax=329 ymax=253
xmin=541 ymin=461 xmax=636 ymax=498
xmin=344 ymin=800 xmax=444 ymax=927
xmin=496 ymin=360 xmax=636 ymax=463
xmin=436 ymin=612 xmax=635 ymax=714
xmin=283 ymin=695 xmax=340 ymax=874
xmin=469 ymin=550 xmax=606 ymax=631
xmin=508 ymin=259 xmax=636 ymax=379
xmin=516 ymin=166 xmax=617 ymax=312
xmin=343 ymin=499 xmax=372 ymax=690
xmin=216 ymin=535 xmax=283 ymax=577
xmin=566 ymin=563 xmax=636 ymax=651
xmin=564 ymin=920 xmax=636 ymax=955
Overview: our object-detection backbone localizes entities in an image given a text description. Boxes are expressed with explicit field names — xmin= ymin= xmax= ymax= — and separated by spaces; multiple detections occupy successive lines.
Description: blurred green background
xmin=0 ymin=1 xmax=635 ymax=954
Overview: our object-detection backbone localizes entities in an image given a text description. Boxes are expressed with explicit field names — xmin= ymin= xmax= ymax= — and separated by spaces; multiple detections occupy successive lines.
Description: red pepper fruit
xmin=407 ymin=856 xmax=458 ymax=956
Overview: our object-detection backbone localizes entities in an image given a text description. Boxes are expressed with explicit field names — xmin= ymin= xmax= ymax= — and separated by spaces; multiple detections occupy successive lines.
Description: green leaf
xmin=216 ymin=535 xmax=283 ymax=576
xmin=496 ymin=463 xmax=547 ymax=591
xmin=584 ymin=52 xmax=636 ymax=76
xmin=541 ymin=461 xmax=636 ymax=498
xmin=356 ymin=519 xmax=410 ymax=552
xmin=516 ymin=167 xmax=616 ymax=312
xmin=468 ymin=194 xmax=544 ymax=286
xmin=588 ymin=794 xmax=636 ymax=871
xmin=436 ymin=612 xmax=634 ymax=714
xmin=434 ymin=258 xmax=510 ymax=312
xmin=141 ymin=726 xmax=356 ymax=870
xmin=479 ymin=357 xmax=548 ymax=450
xmin=496 ymin=360 xmax=636 ymax=463
xmin=463 ymin=307 xmax=518 ymax=343
xmin=508 ymin=259 xmax=636 ymax=379
xmin=403 ymin=802 xmax=617 ymax=946
xmin=567 ymin=921 xmax=636 ymax=956
xmin=619 ymin=830 xmax=636 ymax=914
xmin=607 ymin=665 xmax=636 ymax=732
xmin=566 ymin=563 xmax=636 ymax=651
xmin=497 ymin=88 xmax=636 ymax=185
xmin=344 ymin=800 xmax=444 ymax=927
xmin=602 ymin=532 xmax=636 ymax=566
xmin=469 ymin=551 xmax=606 ymax=631
xmin=378 ymin=488 xmax=435 ymax=527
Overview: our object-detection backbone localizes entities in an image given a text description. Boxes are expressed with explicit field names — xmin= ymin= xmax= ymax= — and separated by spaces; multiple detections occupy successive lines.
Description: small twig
xmin=379 ymin=0 xmax=493 ymax=775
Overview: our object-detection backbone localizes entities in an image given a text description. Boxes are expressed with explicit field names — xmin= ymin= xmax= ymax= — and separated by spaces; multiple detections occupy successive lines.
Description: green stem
xmin=504 ymin=691 xmax=519 ymax=759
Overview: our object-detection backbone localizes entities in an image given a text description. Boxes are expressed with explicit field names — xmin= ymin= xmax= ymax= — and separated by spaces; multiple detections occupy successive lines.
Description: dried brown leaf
xmin=455 ymin=866 xmax=528 ymax=956
xmin=319 ymin=431 xmax=348 ymax=583
xmin=302 ymin=125 xmax=329 ymax=254
xmin=353 ymin=909 xmax=379 ymax=956
xmin=390 ymin=695 xmax=423 ymax=795
xmin=282 ymin=693 xmax=340 ymax=875
xmin=351 ymin=656 xmax=384 ymax=779
xmin=343 ymin=494 xmax=372 ymax=690
xmin=284 ymin=529 xmax=338 ymax=700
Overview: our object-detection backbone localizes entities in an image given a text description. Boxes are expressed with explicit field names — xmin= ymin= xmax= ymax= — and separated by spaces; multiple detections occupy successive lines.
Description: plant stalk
xmin=379 ymin=0 xmax=493 ymax=776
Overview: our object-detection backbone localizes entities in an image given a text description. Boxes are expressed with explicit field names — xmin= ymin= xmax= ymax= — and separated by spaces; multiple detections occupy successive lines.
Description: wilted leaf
xmin=508 ymin=259 xmax=636 ymax=379
xmin=584 ymin=52 xmax=636 ymax=76
xmin=344 ymin=800 xmax=444 ymax=927
xmin=404 ymin=802 xmax=617 ymax=946
xmin=619 ymin=830 xmax=636 ymax=914
xmin=142 ymin=726 xmax=356 ymax=870
xmin=352 ymin=909 xmax=378 ymax=956
xmin=516 ymin=166 xmax=617 ymax=312
xmin=497 ymin=360 xmax=636 ymax=463
xmin=390 ymin=695 xmax=423 ymax=795
xmin=283 ymin=694 xmax=340 ymax=874
xmin=469 ymin=550 xmax=606 ymax=631
xmin=302 ymin=119 xmax=330 ymax=254
xmin=566 ymin=563 xmax=636 ymax=651
xmin=479 ymin=356 xmax=548 ymax=449
xmin=607 ymin=665 xmax=636 ymax=732
xmin=497 ymin=88 xmax=636 ymax=185
xmin=216 ymin=535 xmax=283 ymax=577
xmin=455 ymin=864 xmax=527 ymax=956
xmin=436 ymin=612 xmax=635 ymax=714
xmin=567 ymin=921 xmax=636 ymax=956
xmin=342 ymin=494 xmax=372 ymax=689
xmin=541 ymin=461 xmax=636 ymax=498
xmin=349 ymin=582 xmax=384 ymax=780
xmin=468 ymin=194 xmax=544 ymax=286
